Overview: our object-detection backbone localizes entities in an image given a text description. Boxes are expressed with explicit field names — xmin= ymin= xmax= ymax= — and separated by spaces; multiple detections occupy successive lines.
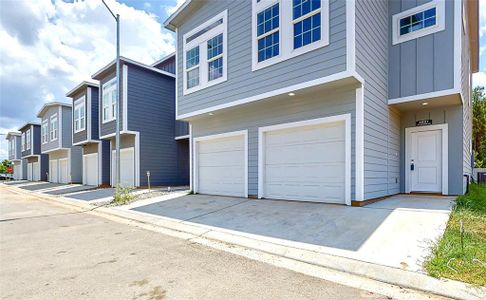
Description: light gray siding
xmin=176 ymin=0 xmax=347 ymax=116
xmin=400 ymin=105 xmax=464 ymax=195
xmin=461 ymin=16 xmax=473 ymax=192
xmin=388 ymin=0 xmax=455 ymax=99
xmin=356 ymin=0 xmax=399 ymax=199
xmin=61 ymin=106 xmax=72 ymax=148
xmin=191 ymin=86 xmax=357 ymax=198
xmin=40 ymin=106 xmax=61 ymax=152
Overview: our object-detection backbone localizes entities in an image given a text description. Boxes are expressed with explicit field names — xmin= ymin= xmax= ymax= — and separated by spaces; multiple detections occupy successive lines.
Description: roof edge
xmin=151 ymin=52 xmax=176 ymax=67
xmin=91 ymin=56 xmax=176 ymax=80
xmin=36 ymin=101 xmax=72 ymax=118
xmin=66 ymin=81 xmax=99 ymax=98
xmin=163 ymin=0 xmax=192 ymax=31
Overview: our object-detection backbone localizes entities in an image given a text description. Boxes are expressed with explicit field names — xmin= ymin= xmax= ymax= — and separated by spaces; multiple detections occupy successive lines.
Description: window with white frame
xmin=21 ymin=133 xmax=25 ymax=151
xmin=9 ymin=139 xmax=15 ymax=156
xmin=392 ymin=0 xmax=445 ymax=45
xmin=26 ymin=129 xmax=31 ymax=150
xmin=102 ymin=78 xmax=117 ymax=122
xmin=252 ymin=0 xmax=329 ymax=70
xmin=50 ymin=115 xmax=58 ymax=141
xmin=74 ymin=96 xmax=86 ymax=132
xmin=183 ymin=10 xmax=227 ymax=94
xmin=42 ymin=120 xmax=48 ymax=144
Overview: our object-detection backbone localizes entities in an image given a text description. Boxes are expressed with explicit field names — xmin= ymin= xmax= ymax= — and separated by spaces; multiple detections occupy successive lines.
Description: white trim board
xmin=177 ymin=70 xmax=363 ymax=120
xmin=257 ymin=114 xmax=352 ymax=205
xmin=174 ymin=135 xmax=190 ymax=140
xmin=123 ymin=64 xmax=128 ymax=132
xmin=405 ymin=124 xmax=448 ymax=195
xmin=193 ymin=130 xmax=248 ymax=198
xmin=388 ymin=88 xmax=460 ymax=105
xmin=355 ymin=86 xmax=364 ymax=201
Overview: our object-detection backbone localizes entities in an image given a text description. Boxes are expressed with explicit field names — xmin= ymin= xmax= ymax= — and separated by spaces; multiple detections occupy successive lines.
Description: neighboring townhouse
xmin=91 ymin=56 xmax=189 ymax=187
xmin=5 ymin=132 xmax=24 ymax=180
xmin=36 ymin=102 xmax=83 ymax=184
xmin=165 ymin=0 xmax=478 ymax=204
xmin=18 ymin=122 xmax=48 ymax=181
xmin=66 ymin=81 xmax=111 ymax=186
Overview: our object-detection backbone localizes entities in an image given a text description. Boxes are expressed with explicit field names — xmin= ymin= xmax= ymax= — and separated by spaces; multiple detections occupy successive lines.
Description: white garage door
xmin=32 ymin=162 xmax=40 ymax=181
xmin=112 ymin=148 xmax=135 ymax=187
xmin=13 ymin=164 xmax=20 ymax=180
xmin=59 ymin=159 xmax=69 ymax=183
xmin=84 ymin=154 xmax=98 ymax=186
xmin=49 ymin=160 xmax=58 ymax=183
xmin=27 ymin=163 xmax=33 ymax=181
xmin=261 ymin=120 xmax=346 ymax=204
xmin=195 ymin=132 xmax=246 ymax=197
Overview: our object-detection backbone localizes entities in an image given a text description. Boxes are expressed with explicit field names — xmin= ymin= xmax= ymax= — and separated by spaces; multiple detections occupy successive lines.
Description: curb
xmin=7 ymin=185 xmax=486 ymax=300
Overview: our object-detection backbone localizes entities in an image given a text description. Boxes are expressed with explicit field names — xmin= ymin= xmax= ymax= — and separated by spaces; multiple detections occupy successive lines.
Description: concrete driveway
xmin=130 ymin=194 xmax=454 ymax=272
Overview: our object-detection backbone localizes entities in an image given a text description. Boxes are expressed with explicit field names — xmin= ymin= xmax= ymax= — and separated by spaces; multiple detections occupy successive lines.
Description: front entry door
xmin=410 ymin=129 xmax=442 ymax=193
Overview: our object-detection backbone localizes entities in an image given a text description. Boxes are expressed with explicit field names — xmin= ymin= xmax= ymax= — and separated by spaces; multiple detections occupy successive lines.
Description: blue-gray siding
xmin=61 ymin=106 xmax=72 ymax=148
xmin=191 ymin=87 xmax=356 ymax=198
xmin=40 ymin=106 xmax=61 ymax=152
xmin=99 ymin=69 xmax=124 ymax=137
xmin=176 ymin=0 xmax=347 ymax=116
xmin=33 ymin=125 xmax=41 ymax=155
xmin=91 ymin=87 xmax=100 ymax=140
xmin=356 ymin=0 xmax=400 ymax=200
xmin=154 ymin=55 xmax=176 ymax=74
xmin=72 ymin=90 xmax=88 ymax=143
xmin=126 ymin=64 xmax=188 ymax=186
xmin=388 ymin=0 xmax=455 ymax=99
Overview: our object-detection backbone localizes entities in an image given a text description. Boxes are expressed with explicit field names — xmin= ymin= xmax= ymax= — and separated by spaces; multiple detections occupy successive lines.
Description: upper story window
xmin=21 ymin=133 xmax=25 ymax=151
xmin=392 ymin=0 xmax=445 ymax=45
xmin=42 ymin=120 xmax=48 ymax=144
xmin=25 ymin=129 xmax=31 ymax=150
xmin=183 ymin=10 xmax=227 ymax=95
xmin=252 ymin=0 xmax=329 ymax=70
xmin=50 ymin=114 xmax=58 ymax=141
xmin=9 ymin=139 xmax=15 ymax=156
xmin=74 ymin=96 xmax=86 ymax=132
xmin=102 ymin=78 xmax=117 ymax=123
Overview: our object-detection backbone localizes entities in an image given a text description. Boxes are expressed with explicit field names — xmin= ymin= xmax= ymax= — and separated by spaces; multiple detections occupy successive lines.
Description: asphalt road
xmin=0 ymin=186 xmax=387 ymax=300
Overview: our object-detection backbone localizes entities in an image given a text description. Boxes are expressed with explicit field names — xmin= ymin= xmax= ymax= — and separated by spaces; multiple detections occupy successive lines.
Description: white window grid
xmin=50 ymin=115 xmax=58 ymax=141
xmin=74 ymin=96 xmax=86 ymax=132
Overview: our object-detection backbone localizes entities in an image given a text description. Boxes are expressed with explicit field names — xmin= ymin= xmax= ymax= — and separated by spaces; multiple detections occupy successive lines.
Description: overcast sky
xmin=0 ymin=0 xmax=485 ymax=160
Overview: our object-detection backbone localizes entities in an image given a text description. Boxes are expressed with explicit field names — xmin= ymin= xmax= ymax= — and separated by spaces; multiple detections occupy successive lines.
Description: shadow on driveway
xmin=65 ymin=189 xmax=114 ymax=202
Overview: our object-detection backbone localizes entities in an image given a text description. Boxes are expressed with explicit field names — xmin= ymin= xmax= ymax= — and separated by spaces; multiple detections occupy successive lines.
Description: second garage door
xmin=260 ymin=119 xmax=347 ymax=204
xmin=49 ymin=160 xmax=58 ymax=183
xmin=84 ymin=154 xmax=98 ymax=186
xmin=112 ymin=148 xmax=135 ymax=187
xmin=59 ymin=159 xmax=69 ymax=183
xmin=195 ymin=132 xmax=247 ymax=197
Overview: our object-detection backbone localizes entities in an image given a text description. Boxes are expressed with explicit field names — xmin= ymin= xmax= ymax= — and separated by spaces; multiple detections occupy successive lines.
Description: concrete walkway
xmin=129 ymin=194 xmax=454 ymax=273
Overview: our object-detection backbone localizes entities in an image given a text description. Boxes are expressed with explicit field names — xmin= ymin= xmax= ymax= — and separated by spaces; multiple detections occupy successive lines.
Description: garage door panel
xmin=197 ymin=134 xmax=246 ymax=197
xmin=112 ymin=148 xmax=135 ymax=187
xmin=84 ymin=154 xmax=98 ymax=186
xmin=263 ymin=120 xmax=346 ymax=203
xmin=59 ymin=159 xmax=69 ymax=183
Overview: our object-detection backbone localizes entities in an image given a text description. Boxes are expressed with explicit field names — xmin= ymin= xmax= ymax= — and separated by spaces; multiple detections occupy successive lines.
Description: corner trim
xmin=355 ymin=86 xmax=364 ymax=201
xmin=123 ymin=64 xmax=128 ymax=131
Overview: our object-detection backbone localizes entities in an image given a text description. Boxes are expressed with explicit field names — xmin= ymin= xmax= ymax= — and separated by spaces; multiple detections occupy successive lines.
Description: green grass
xmin=425 ymin=184 xmax=486 ymax=286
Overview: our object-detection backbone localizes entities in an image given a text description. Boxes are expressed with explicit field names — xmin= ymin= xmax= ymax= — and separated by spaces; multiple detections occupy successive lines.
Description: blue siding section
xmin=175 ymin=121 xmax=189 ymax=137
xmin=126 ymin=64 xmax=188 ymax=186
xmin=153 ymin=55 xmax=176 ymax=74
xmin=33 ymin=125 xmax=41 ymax=155
xmin=91 ymin=87 xmax=100 ymax=140
xmin=176 ymin=0 xmax=347 ymax=116
xmin=101 ymin=140 xmax=111 ymax=184
xmin=388 ymin=0 xmax=455 ymax=99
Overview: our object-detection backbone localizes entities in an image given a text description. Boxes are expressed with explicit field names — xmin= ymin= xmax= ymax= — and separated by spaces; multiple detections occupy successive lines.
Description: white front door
xmin=32 ymin=162 xmax=40 ymax=181
xmin=410 ymin=129 xmax=442 ymax=193
xmin=13 ymin=164 xmax=20 ymax=180
xmin=84 ymin=154 xmax=98 ymax=186
xmin=27 ymin=163 xmax=33 ymax=181
xmin=112 ymin=148 xmax=135 ymax=187
xmin=261 ymin=120 xmax=346 ymax=203
xmin=49 ymin=160 xmax=58 ymax=183
xmin=59 ymin=159 xmax=69 ymax=183
xmin=195 ymin=132 xmax=247 ymax=197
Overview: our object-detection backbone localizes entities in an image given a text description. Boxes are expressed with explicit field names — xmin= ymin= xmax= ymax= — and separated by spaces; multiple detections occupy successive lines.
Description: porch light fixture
xmin=288 ymin=92 xmax=295 ymax=96
xmin=208 ymin=112 xmax=214 ymax=116
xmin=422 ymin=102 xmax=429 ymax=106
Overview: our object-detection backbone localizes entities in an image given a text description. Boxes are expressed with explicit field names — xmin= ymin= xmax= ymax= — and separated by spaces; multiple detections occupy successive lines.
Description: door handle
xmin=410 ymin=163 xmax=414 ymax=171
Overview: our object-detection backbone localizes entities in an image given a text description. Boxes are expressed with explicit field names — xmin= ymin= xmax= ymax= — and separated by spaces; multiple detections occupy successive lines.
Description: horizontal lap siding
xmin=40 ymin=107 xmax=61 ymax=152
xmin=356 ymin=0 xmax=398 ymax=199
xmin=100 ymin=70 xmax=123 ymax=137
xmin=461 ymin=22 xmax=472 ymax=192
xmin=177 ymin=0 xmax=347 ymax=116
xmin=192 ymin=87 xmax=356 ymax=198
xmin=388 ymin=0 xmax=455 ymax=99
xmin=91 ymin=88 xmax=100 ymax=140
xmin=72 ymin=90 xmax=88 ymax=144
xmin=61 ymin=107 xmax=73 ymax=149
xmin=127 ymin=64 xmax=187 ymax=186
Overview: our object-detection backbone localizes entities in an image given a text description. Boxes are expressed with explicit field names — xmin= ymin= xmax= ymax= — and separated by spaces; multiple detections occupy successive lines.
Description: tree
xmin=0 ymin=160 xmax=12 ymax=174
xmin=472 ymin=86 xmax=486 ymax=168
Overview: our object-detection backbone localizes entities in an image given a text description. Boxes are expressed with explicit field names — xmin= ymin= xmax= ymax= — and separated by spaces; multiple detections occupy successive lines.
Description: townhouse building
xmin=18 ymin=122 xmax=48 ymax=181
xmin=66 ymin=82 xmax=111 ymax=186
xmin=5 ymin=132 xmax=24 ymax=180
xmin=91 ymin=56 xmax=189 ymax=187
xmin=37 ymin=102 xmax=83 ymax=184
xmin=165 ymin=0 xmax=478 ymax=204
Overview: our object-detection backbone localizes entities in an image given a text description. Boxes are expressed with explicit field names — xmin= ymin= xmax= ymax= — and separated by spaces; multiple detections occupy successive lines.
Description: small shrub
xmin=112 ymin=185 xmax=134 ymax=205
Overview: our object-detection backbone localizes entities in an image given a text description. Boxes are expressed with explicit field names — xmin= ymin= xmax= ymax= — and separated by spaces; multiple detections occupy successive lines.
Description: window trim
xmin=252 ymin=0 xmax=330 ymax=71
xmin=21 ymin=133 xmax=25 ymax=152
xmin=392 ymin=0 xmax=445 ymax=45
xmin=182 ymin=10 xmax=228 ymax=95
xmin=41 ymin=119 xmax=48 ymax=144
xmin=73 ymin=96 xmax=86 ymax=133
xmin=102 ymin=77 xmax=117 ymax=123
xmin=25 ymin=129 xmax=31 ymax=150
xmin=50 ymin=114 xmax=58 ymax=141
